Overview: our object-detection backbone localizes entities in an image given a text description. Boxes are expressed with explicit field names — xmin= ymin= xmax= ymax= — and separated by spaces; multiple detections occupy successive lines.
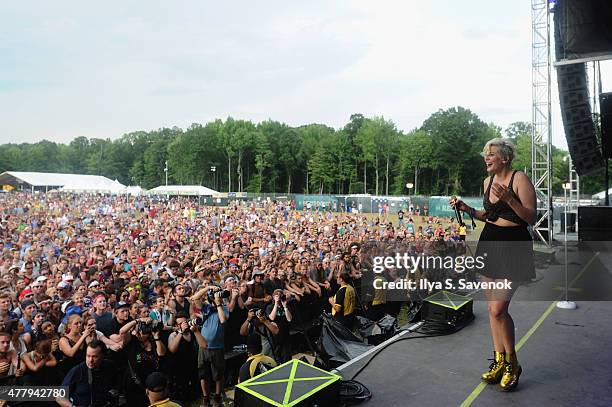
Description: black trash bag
xmin=357 ymin=315 xmax=399 ymax=345
xmin=318 ymin=313 xmax=373 ymax=366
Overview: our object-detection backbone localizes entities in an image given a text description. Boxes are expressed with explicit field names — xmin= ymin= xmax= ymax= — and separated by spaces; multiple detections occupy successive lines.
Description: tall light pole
xmin=405 ymin=182 xmax=414 ymax=193
xmin=210 ymin=166 xmax=216 ymax=190
xmin=164 ymin=161 xmax=168 ymax=186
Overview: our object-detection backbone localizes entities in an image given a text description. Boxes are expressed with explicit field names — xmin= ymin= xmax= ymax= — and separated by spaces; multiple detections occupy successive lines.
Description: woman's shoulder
xmin=512 ymin=170 xmax=532 ymax=185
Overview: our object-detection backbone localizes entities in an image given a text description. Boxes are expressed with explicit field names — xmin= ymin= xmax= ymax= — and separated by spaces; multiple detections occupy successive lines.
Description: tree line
xmin=0 ymin=106 xmax=607 ymax=195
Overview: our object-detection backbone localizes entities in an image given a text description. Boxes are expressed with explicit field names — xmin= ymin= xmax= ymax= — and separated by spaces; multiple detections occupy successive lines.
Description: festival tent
xmin=147 ymin=185 xmax=218 ymax=196
xmin=60 ymin=178 xmax=127 ymax=194
xmin=0 ymin=171 xmax=122 ymax=193
xmin=126 ymin=185 xmax=144 ymax=196
xmin=592 ymin=188 xmax=612 ymax=200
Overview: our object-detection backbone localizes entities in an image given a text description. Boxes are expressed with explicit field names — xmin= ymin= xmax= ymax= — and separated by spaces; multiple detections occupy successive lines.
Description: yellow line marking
xmin=459 ymin=251 xmax=599 ymax=407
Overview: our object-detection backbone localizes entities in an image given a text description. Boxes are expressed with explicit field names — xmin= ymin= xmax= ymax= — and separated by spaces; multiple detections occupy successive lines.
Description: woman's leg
xmin=484 ymin=278 xmax=517 ymax=353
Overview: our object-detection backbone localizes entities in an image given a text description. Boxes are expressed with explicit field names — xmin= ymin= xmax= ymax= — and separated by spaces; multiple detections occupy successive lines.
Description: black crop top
xmin=483 ymin=170 xmax=528 ymax=226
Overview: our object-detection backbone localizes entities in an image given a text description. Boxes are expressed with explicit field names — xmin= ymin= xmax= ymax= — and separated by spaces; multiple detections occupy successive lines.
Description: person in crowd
xmin=239 ymin=307 xmax=279 ymax=361
xmin=191 ymin=284 xmax=228 ymax=407
xmin=0 ymin=331 xmax=24 ymax=382
xmin=329 ymin=272 xmax=356 ymax=329
xmin=167 ymin=311 xmax=207 ymax=403
xmin=20 ymin=339 xmax=58 ymax=385
xmin=238 ymin=334 xmax=277 ymax=383
xmin=119 ymin=316 xmax=168 ymax=407
xmin=56 ymin=340 xmax=118 ymax=407
xmin=167 ymin=283 xmax=191 ymax=318
xmin=266 ymin=289 xmax=293 ymax=363
xmin=58 ymin=314 xmax=91 ymax=375
xmin=144 ymin=371 xmax=182 ymax=407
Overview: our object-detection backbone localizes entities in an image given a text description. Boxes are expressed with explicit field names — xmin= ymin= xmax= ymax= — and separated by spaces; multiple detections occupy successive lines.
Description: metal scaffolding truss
xmin=531 ymin=0 xmax=553 ymax=245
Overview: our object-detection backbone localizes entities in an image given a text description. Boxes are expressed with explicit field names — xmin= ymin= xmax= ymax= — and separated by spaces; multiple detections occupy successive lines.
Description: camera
xmin=187 ymin=317 xmax=203 ymax=329
xmin=255 ymin=309 xmax=267 ymax=320
xmin=137 ymin=320 xmax=163 ymax=334
xmin=206 ymin=288 xmax=231 ymax=303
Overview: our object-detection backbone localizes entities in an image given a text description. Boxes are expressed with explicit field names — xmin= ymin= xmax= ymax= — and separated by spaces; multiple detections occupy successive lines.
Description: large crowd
xmin=0 ymin=192 xmax=466 ymax=407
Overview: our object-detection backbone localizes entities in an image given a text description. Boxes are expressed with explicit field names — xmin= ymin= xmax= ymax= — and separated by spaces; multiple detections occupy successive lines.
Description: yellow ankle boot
xmin=481 ymin=351 xmax=505 ymax=383
xmin=500 ymin=352 xmax=522 ymax=391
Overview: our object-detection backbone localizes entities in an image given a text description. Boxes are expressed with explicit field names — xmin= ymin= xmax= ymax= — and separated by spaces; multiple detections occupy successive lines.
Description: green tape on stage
xmin=236 ymin=359 xmax=341 ymax=407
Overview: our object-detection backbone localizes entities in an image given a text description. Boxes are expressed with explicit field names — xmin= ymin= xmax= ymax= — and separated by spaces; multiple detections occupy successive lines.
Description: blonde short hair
xmin=482 ymin=138 xmax=515 ymax=165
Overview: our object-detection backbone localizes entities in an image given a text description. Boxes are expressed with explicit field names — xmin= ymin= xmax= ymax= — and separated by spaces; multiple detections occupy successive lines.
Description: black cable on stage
xmin=339 ymin=379 xmax=372 ymax=402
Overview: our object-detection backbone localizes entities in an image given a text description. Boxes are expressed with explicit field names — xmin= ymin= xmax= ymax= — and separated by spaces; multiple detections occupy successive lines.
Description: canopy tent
xmin=0 ymin=171 xmax=127 ymax=193
xmin=591 ymin=188 xmax=612 ymax=200
xmin=60 ymin=178 xmax=127 ymax=194
xmin=126 ymin=185 xmax=144 ymax=196
xmin=147 ymin=185 xmax=218 ymax=196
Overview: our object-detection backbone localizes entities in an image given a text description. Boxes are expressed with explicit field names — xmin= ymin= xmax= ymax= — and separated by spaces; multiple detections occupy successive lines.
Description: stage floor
xmin=336 ymin=247 xmax=612 ymax=407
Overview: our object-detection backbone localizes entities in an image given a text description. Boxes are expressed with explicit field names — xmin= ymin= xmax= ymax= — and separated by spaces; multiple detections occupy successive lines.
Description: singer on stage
xmin=450 ymin=138 xmax=536 ymax=392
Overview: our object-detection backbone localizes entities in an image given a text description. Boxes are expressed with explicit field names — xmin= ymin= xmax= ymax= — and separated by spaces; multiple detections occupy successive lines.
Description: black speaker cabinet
xmin=578 ymin=206 xmax=612 ymax=241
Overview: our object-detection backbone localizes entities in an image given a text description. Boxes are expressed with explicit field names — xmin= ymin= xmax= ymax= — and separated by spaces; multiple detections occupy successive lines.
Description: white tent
xmin=61 ymin=178 xmax=127 ymax=194
xmin=592 ymin=188 xmax=612 ymax=200
xmin=147 ymin=185 xmax=218 ymax=196
xmin=0 ymin=171 xmax=122 ymax=193
xmin=126 ymin=185 xmax=144 ymax=196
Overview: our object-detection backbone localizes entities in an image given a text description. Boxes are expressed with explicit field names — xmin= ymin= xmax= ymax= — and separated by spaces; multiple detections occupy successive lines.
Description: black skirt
xmin=475 ymin=222 xmax=536 ymax=283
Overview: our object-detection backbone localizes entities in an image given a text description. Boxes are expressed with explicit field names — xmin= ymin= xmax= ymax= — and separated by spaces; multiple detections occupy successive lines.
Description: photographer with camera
xmin=119 ymin=316 xmax=167 ymax=407
xmin=239 ymin=307 xmax=279 ymax=362
xmin=266 ymin=289 xmax=293 ymax=363
xmin=191 ymin=284 xmax=228 ymax=407
xmin=56 ymin=340 xmax=119 ymax=407
xmin=166 ymin=311 xmax=207 ymax=404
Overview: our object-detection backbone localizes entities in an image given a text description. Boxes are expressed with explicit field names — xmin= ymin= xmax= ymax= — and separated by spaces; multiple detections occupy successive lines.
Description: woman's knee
xmin=488 ymin=302 xmax=509 ymax=320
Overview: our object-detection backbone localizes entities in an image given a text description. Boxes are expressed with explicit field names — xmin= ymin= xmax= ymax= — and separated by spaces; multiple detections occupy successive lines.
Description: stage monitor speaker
xmin=422 ymin=291 xmax=473 ymax=327
xmin=578 ymin=206 xmax=612 ymax=241
xmin=234 ymin=359 xmax=341 ymax=407
xmin=600 ymin=92 xmax=612 ymax=158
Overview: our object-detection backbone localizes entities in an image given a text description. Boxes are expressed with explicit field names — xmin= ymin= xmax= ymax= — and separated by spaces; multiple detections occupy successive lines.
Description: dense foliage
xmin=1 ymin=107 xmax=606 ymax=195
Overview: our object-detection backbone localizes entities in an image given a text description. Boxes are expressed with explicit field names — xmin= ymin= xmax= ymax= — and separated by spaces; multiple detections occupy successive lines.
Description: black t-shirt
xmin=98 ymin=316 xmax=130 ymax=338
xmin=126 ymin=338 xmax=159 ymax=384
xmin=398 ymin=210 xmax=404 ymax=220
xmin=93 ymin=312 xmax=113 ymax=334
xmin=265 ymin=303 xmax=289 ymax=342
xmin=173 ymin=297 xmax=191 ymax=316
xmin=263 ymin=278 xmax=283 ymax=295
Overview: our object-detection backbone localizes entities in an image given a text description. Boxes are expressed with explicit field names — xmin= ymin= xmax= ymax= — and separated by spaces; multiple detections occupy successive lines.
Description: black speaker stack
xmin=555 ymin=62 xmax=603 ymax=175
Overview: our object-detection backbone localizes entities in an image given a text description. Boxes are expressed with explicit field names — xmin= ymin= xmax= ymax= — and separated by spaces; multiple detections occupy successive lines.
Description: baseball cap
xmin=35 ymin=276 xmax=48 ymax=283
xmin=21 ymin=299 xmax=36 ymax=309
xmin=57 ymin=281 xmax=70 ymax=290
xmin=19 ymin=289 xmax=33 ymax=300
xmin=145 ymin=372 xmax=168 ymax=393
xmin=252 ymin=269 xmax=265 ymax=277
xmin=88 ymin=281 xmax=100 ymax=289
xmin=113 ymin=301 xmax=129 ymax=310
xmin=62 ymin=273 xmax=74 ymax=282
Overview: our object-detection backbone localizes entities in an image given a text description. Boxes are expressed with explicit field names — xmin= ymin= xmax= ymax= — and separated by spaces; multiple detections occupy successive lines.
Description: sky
xmin=1 ymin=0 xmax=611 ymax=149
